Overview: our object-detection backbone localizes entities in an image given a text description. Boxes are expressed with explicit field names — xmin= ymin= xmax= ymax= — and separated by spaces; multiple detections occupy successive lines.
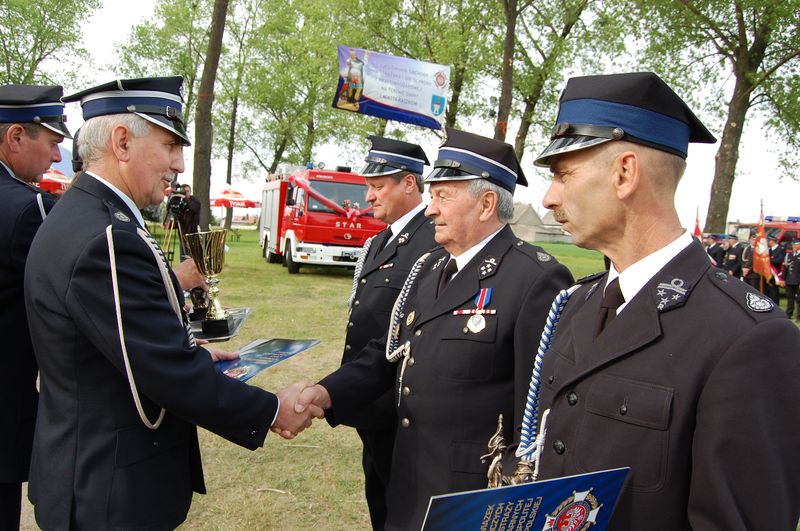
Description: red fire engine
xmin=258 ymin=166 xmax=385 ymax=274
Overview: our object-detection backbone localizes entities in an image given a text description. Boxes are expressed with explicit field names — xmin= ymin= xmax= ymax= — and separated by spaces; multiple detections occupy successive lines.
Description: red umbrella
xmin=38 ymin=168 xmax=72 ymax=195
xmin=210 ymin=188 xmax=261 ymax=208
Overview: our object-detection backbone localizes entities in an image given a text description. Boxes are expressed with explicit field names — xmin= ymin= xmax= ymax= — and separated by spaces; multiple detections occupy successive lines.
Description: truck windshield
xmin=307 ymin=181 xmax=371 ymax=215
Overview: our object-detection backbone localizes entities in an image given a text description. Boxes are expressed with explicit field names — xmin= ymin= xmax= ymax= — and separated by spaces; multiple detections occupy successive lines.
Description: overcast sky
xmin=62 ymin=0 xmax=800 ymax=228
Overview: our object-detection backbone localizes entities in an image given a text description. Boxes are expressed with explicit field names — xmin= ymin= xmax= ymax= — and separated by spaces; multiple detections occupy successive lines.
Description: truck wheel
xmin=286 ymin=246 xmax=300 ymax=274
xmin=282 ymin=241 xmax=288 ymax=267
xmin=264 ymin=236 xmax=281 ymax=263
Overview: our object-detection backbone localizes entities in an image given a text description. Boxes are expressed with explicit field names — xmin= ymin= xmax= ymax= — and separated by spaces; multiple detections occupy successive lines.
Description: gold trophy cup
xmin=184 ymin=229 xmax=232 ymax=336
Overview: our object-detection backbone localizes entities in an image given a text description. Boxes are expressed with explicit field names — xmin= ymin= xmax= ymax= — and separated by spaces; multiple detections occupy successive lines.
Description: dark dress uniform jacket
xmin=0 ymin=165 xmax=54 ymax=484
xmin=24 ymin=173 xmax=279 ymax=531
xmin=721 ymin=242 xmax=743 ymax=277
xmin=784 ymin=250 xmax=800 ymax=286
xmin=706 ymin=242 xmax=725 ymax=267
xmin=538 ymin=240 xmax=800 ymax=530
xmin=322 ymin=225 xmax=573 ymax=530
xmin=341 ymin=208 xmax=437 ymax=428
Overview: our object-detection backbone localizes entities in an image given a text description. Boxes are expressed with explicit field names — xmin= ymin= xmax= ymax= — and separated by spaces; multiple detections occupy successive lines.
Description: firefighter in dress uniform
xmin=0 ymin=84 xmax=70 ymax=530
xmin=528 ymin=72 xmax=800 ymax=529
xmin=287 ymin=128 xmax=573 ymax=530
xmin=23 ymin=76 xmax=318 ymax=530
xmin=341 ymin=135 xmax=436 ymax=530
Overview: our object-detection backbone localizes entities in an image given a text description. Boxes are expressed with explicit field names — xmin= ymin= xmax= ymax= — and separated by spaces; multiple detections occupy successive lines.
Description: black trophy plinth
xmin=201 ymin=316 xmax=234 ymax=337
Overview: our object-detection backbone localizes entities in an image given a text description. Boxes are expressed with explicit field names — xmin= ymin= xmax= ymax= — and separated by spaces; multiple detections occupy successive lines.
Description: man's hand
xmin=272 ymin=381 xmax=326 ymax=439
xmin=173 ymin=258 xmax=206 ymax=290
xmin=205 ymin=347 xmax=239 ymax=362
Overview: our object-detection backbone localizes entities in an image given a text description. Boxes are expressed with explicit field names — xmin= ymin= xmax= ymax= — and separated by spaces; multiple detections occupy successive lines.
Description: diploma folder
xmin=421 ymin=467 xmax=629 ymax=531
xmin=214 ymin=338 xmax=320 ymax=382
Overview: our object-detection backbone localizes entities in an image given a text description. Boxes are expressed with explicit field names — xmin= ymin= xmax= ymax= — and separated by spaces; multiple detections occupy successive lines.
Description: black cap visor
xmin=360 ymin=161 xmax=403 ymax=177
xmin=425 ymin=166 xmax=482 ymax=183
xmin=534 ymin=135 xmax=611 ymax=167
xmin=136 ymin=112 xmax=191 ymax=146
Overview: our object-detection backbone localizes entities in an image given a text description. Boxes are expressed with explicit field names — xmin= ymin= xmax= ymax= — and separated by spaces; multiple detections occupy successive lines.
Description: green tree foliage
xmin=117 ymin=0 xmax=213 ymax=125
xmin=0 ymin=0 xmax=100 ymax=85
xmin=632 ymin=0 xmax=800 ymax=231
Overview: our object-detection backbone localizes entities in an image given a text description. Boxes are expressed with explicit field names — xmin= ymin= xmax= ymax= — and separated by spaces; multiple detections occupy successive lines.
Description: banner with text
xmin=421 ymin=468 xmax=629 ymax=531
xmin=332 ymin=45 xmax=450 ymax=130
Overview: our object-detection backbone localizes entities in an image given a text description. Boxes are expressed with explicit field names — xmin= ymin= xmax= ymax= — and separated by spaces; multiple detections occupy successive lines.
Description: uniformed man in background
xmin=705 ymin=233 xmax=724 ymax=266
xmin=722 ymin=233 xmax=743 ymax=278
xmin=289 ymin=128 xmax=573 ymax=530
xmin=782 ymin=238 xmax=800 ymax=320
xmin=24 ymin=76 xmax=318 ymax=530
xmin=0 ymin=84 xmax=70 ymax=531
xmin=533 ymin=71 xmax=800 ymax=529
xmin=341 ymin=135 xmax=436 ymax=529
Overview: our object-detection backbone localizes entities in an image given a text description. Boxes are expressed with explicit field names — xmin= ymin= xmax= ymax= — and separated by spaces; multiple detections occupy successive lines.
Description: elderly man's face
xmin=8 ymin=126 xmax=64 ymax=183
xmin=425 ymin=180 xmax=486 ymax=256
xmin=126 ymin=125 xmax=185 ymax=208
xmin=542 ymin=146 xmax=618 ymax=250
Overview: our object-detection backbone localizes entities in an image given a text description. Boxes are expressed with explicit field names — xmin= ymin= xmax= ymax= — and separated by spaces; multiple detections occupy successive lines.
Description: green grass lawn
xmin=20 ymin=228 xmax=798 ymax=530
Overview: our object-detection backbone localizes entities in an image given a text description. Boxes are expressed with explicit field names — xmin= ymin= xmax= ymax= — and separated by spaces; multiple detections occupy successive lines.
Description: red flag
xmin=753 ymin=203 xmax=772 ymax=282
xmin=693 ymin=207 xmax=702 ymax=239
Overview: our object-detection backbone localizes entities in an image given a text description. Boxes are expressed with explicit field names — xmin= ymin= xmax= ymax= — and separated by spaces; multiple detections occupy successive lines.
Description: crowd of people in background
xmin=703 ymin=231 xmax=800 ymax=319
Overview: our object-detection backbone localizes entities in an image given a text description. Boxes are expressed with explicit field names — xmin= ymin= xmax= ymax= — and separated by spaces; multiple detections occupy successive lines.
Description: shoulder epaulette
xmin=576 ymin=271 xmax=607 ymax=284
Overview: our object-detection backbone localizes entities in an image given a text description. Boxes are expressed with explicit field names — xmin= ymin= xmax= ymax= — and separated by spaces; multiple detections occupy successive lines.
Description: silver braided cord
xmin=386 ymin=251 xmax=432 ymax=362
xmin=516 ymin=284 xmax=581 ymax=460
xmin=348 ymin=234 xmax=375 ymax=309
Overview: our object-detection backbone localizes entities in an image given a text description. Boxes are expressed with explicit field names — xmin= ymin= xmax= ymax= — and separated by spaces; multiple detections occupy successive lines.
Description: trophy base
xmin=188 ymin=307 xmax=208 ymax=322
xmin=202 ymin=316 xmax=234 ymax=337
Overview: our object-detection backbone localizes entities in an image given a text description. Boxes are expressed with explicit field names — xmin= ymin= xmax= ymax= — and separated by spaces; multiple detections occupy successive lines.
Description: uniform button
xmin=619 ymin=404 xmax=628 ymax=416
xmin=463 ymin=327 xmax=469 ymax=334
xmin=250 ymin=429 xmax=258 ymax=436
xmin=153 ymin=440 xmax=159 ymax=447
xmin=402 ymin=387 xmax=410 ymax=396
xmin=553 ymin=439 xmax=566 ymax=455
xmin=384 ymin=277 xmax=390 ymax=283
xmin=354 ymin=300 xmax=360 ymax=306
xmin=567 ymin=392 xmax=579 ymax=406
xmin=360 ymin=278 xmax=367 ymax=284
xmin=345 ymin=344 xmax=351 ymax=351
xmin=547 ymin=375 xmax=555 ymax=384
xmin=401 ymin=418 xmax=411 ymax=428
xmin=348 ymin=321 xmax=354 ymax=328
xmin=408 ymin=357 xmax=415 ymax=366
xmin=414 ymin=329 xmax=422 ymax=336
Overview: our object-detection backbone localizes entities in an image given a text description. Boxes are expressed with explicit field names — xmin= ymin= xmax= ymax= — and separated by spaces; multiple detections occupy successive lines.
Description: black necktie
xmin=437 ymin=258 xmax=458 ymax=297
xmin=375 ymin=229 xmax=391 ymax=253
xmin=595 ymin=278 xmax=625 ymax=337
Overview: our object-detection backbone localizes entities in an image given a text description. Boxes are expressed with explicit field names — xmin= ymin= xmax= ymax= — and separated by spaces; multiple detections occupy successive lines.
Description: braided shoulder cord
xmin=386 ymin=251 xmax=432 ymax=362
xmin=348 ymin=234 xmax=374 ymax=309
xmin=516 ymin=284 xmax=581 ymax=460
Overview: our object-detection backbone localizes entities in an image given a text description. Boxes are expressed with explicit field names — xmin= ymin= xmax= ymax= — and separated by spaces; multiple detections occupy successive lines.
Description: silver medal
xmin=467 ymin=314 xmax=486 ymax=333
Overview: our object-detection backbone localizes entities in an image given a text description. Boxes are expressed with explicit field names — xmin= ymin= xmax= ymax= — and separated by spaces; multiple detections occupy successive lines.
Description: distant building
xmin=510 ymin=203 xmax=572 ymax=243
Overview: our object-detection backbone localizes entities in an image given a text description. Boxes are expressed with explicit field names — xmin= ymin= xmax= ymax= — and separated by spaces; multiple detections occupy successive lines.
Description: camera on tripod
xmin=165 ymin=182 xmax=188 ymax=220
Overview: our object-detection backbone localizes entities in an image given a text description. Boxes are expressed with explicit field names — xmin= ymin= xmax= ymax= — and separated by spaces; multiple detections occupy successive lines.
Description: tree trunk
xmin=704 ymin=75 xmax=752 ymax=232
xmin=494 ymin=0 xmax=517 ymax=141
xmin=445 ymin=64 xmax=465 ymax=129
xmin=268 ymin=135 xmax=289 ymax=174
xmin=192 ymin=0 xmax=229 ymax=230
xmin=223 ymin=92 xmax=239 ymax=230
xmin=514 ymin=97 xmax=536 ymax=162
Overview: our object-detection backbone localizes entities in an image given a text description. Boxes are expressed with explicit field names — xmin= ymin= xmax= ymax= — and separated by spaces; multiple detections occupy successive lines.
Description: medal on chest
xmin=454 ymin=287 xmax=496 ymax=333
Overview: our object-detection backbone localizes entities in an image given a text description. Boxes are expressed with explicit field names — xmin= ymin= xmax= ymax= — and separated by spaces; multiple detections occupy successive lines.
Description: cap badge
xmin=746 ymin=292 xmax=773 ymax=312
xmin=656 ymin=278 xmax=689 ymax=311
xmin=114 ymin=211 xmax=131 ymax=222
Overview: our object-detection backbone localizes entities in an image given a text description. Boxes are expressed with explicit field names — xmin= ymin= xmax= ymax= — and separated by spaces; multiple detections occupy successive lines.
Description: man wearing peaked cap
xmin=532 ymin=72 xmax=800 ymax=529
xmin=0 ymin=83 xmax=71 ymax=530
xmin=23 ymin=77 xmax=321 ymax=530
xmin=289 ymin=127 xmax=573 ymax=530
xmin=338 ymin=135 xmax=437 ymax=530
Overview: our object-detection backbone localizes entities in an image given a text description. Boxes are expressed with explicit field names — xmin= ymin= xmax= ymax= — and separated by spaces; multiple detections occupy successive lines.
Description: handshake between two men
xmin=272 ymin=382 xmax=332 ymax=439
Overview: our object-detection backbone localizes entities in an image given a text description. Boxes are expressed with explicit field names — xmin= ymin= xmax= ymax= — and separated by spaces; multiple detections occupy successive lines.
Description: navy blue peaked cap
xmin=361 ymin=135 xmax=429 ymax=176
xmin=426 ymin=128 xmax=526 ymax=193
xmin=0 ymin=84 xmax=71 ymax=138
xmin=535 ymin=72 xmax=716 ymax=167
xmin=63 ymin=76 xmax=190 ymax=145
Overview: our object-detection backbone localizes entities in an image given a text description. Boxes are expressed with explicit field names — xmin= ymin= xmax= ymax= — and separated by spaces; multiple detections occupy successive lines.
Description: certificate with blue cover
xmin=214 ymin=338 xmax=320 ymax=382
xmin=421 ymin=467 xmax=629 ymax=531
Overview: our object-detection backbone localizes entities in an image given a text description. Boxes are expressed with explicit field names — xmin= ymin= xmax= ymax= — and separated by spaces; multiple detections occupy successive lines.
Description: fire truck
xmin=258 ymin=166 xmax=385 ymax=274
xmin=730 ymin=216 xmax=800 ymax=246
